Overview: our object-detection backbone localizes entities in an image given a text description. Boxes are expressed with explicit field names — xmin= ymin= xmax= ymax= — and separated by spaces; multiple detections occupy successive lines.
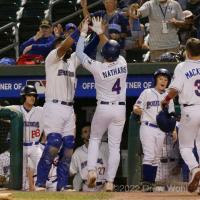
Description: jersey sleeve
xmin=169 ymin=63 xmax=184 ymax=93
xmin=70 ymin=151 xmax=79 ymax=175
xmin=71 ymin=52 xmax=81 ymax=70
xmin=134 ymin=90 xmax=147 ymax=110
xmin=139 ymin=1 xmax=151 ymax=18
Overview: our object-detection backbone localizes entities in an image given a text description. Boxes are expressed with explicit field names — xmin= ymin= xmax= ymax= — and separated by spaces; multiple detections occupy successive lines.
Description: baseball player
xmin=133 ymin=68 xmax=175 ymax=191
xmin=6 ymin=85 xmax=44 ymax=191
xmin=70 ymin=123 xmax=108 ymax=192
xmin=35 ymin=29 xmax=81 ymax=191
xmin=76 ymin=17 xmax=127 ymax=191
xmin=161 ymin=38 xmax=200 ymax=193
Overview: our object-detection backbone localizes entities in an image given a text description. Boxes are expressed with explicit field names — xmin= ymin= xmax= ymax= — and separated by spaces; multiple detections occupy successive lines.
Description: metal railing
xmin=0 ymin=22 xmax=19 ymax=59
xmin=48 ymin=0 xmax=102 ymax=26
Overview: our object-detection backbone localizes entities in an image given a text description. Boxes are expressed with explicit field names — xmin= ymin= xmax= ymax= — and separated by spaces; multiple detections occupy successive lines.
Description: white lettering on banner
xmin=126 ymin=82 xmax=141 ymax=89
xmin=14 ymin=83 xmax=22 ymax=90
xmin=82 ymin=82 xmax=95 ymax=90
xmin=0 ymin=83 xmax=12 ymax=90
xmin=143 ymin=82 xmax=152 ymax=88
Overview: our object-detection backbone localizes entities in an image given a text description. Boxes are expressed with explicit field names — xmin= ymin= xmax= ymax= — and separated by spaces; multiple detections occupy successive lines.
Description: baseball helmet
xmin=156 ymin=108 xmax=176 ymax=133
xmin=101 ymin=39 xmax=120 ymax=62
xmin=153 ymin=68 xmax=171 ymax=87
xmin=20 ymin=85 xmax=37 ymax=103
xmin=159 ymin=52 xmax=177 ymax=62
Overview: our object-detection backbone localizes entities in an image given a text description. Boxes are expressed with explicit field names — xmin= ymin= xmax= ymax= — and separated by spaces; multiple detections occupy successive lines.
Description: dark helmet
xmin=20 ymin=85 xmax=37 ymax=103
xmin=154 ymin=68 xmax=171 ymax=87
xmin=101 ymin=39 xmax=120 ymax=62
xmin=159 ymin=52 xmax=177 ymax=62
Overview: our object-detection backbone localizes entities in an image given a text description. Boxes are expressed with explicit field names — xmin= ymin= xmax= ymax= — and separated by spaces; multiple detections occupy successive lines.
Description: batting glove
xmin=90 ymin=17 xmax=103 ymax=35
xmin=80 ymin=18 xmax=89 ymax=37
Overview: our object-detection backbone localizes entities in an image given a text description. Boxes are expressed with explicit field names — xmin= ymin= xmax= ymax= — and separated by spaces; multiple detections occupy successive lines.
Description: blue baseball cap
xmin=108 ymin=24 xmax=121 ymax=33
xmin=65 ymin=23 xmax=77 ymax=31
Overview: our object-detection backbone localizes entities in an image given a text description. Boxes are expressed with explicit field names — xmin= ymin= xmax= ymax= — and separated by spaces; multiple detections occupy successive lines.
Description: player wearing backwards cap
xmin=76 ymin=17 xmax=127 ymax=191
xmin=6 ymin=85 xmax=44 ymax=191
xmin=133 ymin=68 xmax=174 ymax=191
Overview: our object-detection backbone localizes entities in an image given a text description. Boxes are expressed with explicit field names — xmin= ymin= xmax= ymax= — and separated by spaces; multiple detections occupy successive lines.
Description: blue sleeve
xmin=31 ymin=41 xmax=54 ymax=55
xmin=19 ymin=37 xmax=36 ymax=54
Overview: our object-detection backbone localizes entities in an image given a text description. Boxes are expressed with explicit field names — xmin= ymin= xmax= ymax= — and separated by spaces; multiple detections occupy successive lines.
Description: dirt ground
xmin=111 ymin=192 xmax=200 ymax=200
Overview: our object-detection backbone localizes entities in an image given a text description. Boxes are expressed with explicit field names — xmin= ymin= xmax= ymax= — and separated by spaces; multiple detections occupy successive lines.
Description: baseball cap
xmin=40 ymin=19 xmax=52 ymax=28
xmin=65 ymin=23 xmax=77 ymax=31
xmin=108 ymin=24 xmax=121 ymax=33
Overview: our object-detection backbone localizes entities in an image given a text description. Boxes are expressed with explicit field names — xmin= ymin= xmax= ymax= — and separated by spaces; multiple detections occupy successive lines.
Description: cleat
xmin=188 ymin=167 xmax=200 ymax=192
xmin=35 ymin=186 xmax=46 ymax=191
xmin=87 ymin=170 xmax=97 ymax=188
xmin=105 ymin=182 xmax=114 ymax=192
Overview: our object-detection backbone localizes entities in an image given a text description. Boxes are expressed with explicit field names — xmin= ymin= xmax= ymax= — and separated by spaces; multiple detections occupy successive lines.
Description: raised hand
xmin=89 ymin=17 xmax=103 ymax=35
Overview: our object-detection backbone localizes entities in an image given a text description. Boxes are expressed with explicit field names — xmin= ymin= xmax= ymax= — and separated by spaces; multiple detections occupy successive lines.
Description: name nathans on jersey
xmin=102 ymin=66 xmax=127 ymax=79
xmin=24 ymin=121 xmax=40 ymax=128
xmin=57 ymin=69 xmax=75 ymax=77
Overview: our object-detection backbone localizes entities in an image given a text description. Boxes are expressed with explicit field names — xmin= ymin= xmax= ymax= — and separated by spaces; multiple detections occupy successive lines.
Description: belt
xmin=183 ymin=104 xmax=194 ymax=107
xmin=144 ymin=121 xmax=158 ymax=128
xmin=100 ymin=101 xmax=125 ymax=105
xmin=52 ymin=99 xmax=73 ymax=106
xmin=23 ymin=141 xmax=39 ymax=146
xmin=160 ymin=158 xmax=176 ymax=163
xmin=83 ymin=180 xmax=104 ymax=186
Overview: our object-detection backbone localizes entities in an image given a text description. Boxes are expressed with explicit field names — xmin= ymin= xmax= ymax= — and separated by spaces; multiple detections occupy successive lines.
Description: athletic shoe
xmin=105 ymin=182 xmax=114 ymax=192
xmin=35 ymin=186 xmax=46 ymax=191
xmin=188 ymin=167 xmax=200 ymax=192
xmin=87 ymin=170 xmax=97 ymax=188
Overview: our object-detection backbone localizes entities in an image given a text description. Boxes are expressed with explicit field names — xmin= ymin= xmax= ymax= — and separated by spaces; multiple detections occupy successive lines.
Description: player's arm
xmin=161 ymin=88 xmax=178 ymax=108
xmin=57 ymin=29 xmax=80 ymax=58
xmin=76 ymin=17 xmax=107 ymax=63
xmin=27 ymin=167 xmax=35 ymax=191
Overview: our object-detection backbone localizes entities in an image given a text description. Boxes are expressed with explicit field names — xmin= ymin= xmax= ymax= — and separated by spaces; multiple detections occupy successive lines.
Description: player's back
xmin=92 ymin=55 xmax=127 ymax=102
xmin=172 ymin=60 xmax=200 ymax=105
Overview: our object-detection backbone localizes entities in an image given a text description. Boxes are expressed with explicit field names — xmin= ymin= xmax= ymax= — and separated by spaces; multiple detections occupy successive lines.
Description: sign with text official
xmin=0 ymin=75 xmax=154 ymax=98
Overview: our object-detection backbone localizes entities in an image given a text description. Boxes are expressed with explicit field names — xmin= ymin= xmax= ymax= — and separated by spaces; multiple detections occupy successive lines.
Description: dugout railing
xmin=0 ymin=108 xmax=23 ymax=189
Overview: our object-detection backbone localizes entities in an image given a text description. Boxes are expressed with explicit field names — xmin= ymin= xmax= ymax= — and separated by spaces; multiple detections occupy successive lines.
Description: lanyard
xmin=159 ymin=3 xmax=168 ymax=20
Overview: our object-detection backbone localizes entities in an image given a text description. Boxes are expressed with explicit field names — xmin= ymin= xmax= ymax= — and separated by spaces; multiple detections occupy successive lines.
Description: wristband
xmin=70 ymin=28 xmax=80 ymax=42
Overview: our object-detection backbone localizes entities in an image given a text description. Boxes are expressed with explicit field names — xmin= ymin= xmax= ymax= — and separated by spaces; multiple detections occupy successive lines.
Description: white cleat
xmin=34 ymin=186 xmax=46 ymax=192
xmin=105 ymin=182 xmax=114 ymax=192
xmin=188 ymin=167 xmax=200 ymax=193
xmin=87 ymin=170 xmax=97 ymax=188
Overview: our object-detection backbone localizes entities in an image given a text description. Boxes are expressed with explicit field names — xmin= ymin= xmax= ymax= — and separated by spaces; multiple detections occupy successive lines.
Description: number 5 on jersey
xmin=112 ymin=78 xmax=121 ymax=94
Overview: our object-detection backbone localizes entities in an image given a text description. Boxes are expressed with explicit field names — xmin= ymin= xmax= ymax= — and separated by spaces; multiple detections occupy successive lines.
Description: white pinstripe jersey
xmin=6 ymin=105 xmax=44 ymax=143
xmin=81 ymin=55 xmax=127 ymax=102
xmin=170 ymin=60 xmax=200 ymax=105
xmin=45 ymin=50 xmax=80 ymax=102
xmin=135 ymin=88 xmax=174 ymax=124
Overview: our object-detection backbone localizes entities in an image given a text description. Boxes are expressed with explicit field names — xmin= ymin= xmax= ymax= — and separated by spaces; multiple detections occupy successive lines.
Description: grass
xmin=12 ymin=191 xmax=112 ymax=200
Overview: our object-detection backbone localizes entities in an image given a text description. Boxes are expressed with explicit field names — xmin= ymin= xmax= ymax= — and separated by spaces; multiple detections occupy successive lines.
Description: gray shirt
xmin=139 ymin=0 xmax=183 ymax=50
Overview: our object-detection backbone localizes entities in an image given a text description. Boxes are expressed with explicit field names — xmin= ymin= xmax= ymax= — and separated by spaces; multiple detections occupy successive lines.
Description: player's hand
xmin=161 ymin=99 xmax=169 ymax=109
xmin=80 ymin=17 xmax=89 ymax=36
xmin=90 ymin=17 xmax=103 ymax=35
xmin=23 ymin=45 xmax=32 ymax=54
xmin=34 ymin=31 xmax=43 ymax=41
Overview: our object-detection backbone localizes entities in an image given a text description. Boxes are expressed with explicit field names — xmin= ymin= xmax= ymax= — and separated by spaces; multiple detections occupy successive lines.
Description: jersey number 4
xmin=112 ymin=78 xmax=121 ymax=94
